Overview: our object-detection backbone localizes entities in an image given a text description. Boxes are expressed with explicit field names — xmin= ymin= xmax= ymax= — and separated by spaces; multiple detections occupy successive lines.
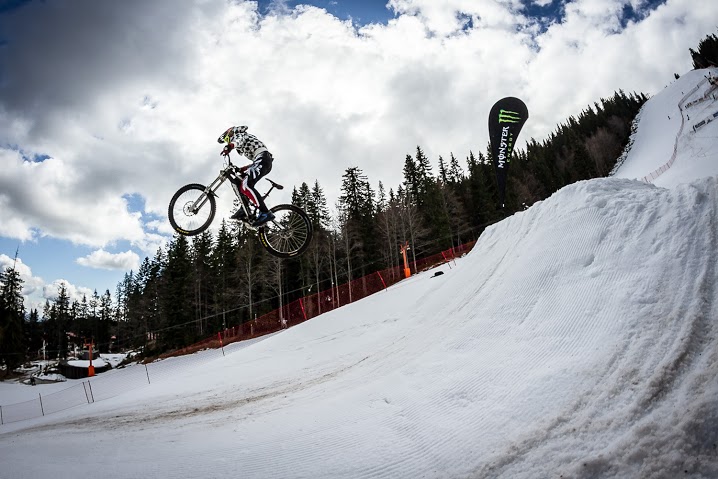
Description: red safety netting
xmin=0 ymin=241 xmax=478 ymax=425
xmin=161 ymin=241 xmax=476 ymax=359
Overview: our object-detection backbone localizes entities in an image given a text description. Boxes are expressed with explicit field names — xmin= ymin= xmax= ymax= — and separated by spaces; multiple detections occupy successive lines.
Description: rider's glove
xmin=221 ymin=143 xmax=235 ymax=157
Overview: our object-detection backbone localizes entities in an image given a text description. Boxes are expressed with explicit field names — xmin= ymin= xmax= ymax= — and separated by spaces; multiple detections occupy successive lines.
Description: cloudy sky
xmin=0 ymin=0 xmax=714 ymax=311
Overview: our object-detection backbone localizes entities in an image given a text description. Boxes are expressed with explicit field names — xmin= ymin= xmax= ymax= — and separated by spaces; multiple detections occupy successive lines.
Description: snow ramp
xmin=1 ymin=177 xmax=717 ymax=478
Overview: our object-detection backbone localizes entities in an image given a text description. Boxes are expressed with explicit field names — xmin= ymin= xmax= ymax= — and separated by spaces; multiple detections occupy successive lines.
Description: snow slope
xmin=614 ymin=67 xmax=718 ymax=186
xmin=1 ymin=70 xmax=717 ymax=478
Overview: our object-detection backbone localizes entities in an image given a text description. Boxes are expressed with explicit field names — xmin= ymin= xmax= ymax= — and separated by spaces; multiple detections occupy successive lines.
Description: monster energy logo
xmin=497 ymin=126 xmax=511 ymax=168
xmin=498 ymin=109 xmax=521 ymax=124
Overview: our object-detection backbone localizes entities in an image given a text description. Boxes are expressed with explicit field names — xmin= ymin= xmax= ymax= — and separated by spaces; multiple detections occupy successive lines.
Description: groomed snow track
xmin=2 ymin=176 xmax=717 ymax=479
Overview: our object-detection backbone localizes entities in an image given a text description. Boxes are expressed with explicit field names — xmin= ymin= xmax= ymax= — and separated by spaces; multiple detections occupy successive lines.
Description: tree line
xmin=690 ymin=30 xmax=718 ymax=69
xmin=8 ymin=28 xmax=718 ymax=371
xmin=0 ymin=89 xmax=649 ymax=371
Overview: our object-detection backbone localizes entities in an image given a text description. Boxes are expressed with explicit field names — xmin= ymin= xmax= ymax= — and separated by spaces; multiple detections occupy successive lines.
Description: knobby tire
xmin=168 ymin=183 xmax=216 ymax=236
xmin=258 ymin=204 xmax=313 ymax=258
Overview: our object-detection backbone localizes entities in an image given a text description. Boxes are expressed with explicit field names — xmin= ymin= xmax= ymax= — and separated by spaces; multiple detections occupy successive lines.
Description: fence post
xmin=83 ymin=382 xmax=91 ymax=403
xmin=145 ymin=364 xmax=151 ymax=384
xmin=441 ymin=251 xmax=452 ymax=269
xmin=39 ymin=393 xmax=45 ymax=416
xmin=1 ymin=405 xmax=3 ymax=425
xmin=218 ymin=332 xmax=225 ymax=357
xmin=299 ymin=298 xmax=307 ymax=321
xmin=376 ymin=271 xmax=387 ymax=290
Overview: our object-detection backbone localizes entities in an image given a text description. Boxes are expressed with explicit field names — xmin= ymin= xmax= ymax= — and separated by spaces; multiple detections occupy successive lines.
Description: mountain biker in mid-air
xmin=217 ymin=125 xmax=275 ymax=227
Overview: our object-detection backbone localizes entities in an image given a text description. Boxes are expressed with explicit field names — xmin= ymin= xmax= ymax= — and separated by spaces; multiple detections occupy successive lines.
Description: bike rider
xmin=218 ymin=125 xmax=275 ymax=227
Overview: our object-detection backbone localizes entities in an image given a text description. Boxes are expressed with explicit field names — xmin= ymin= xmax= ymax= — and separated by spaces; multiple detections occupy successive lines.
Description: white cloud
xmin=76 ymin=249 xmax=141 ymax=272
xmin=0 ymin=254 xmax=113 ymax=312
xmin=0 ymin=0 xmax=715 ymax=252
xmin=42 ymin=279 xmax=95 ymax=304
xmin=0 ymin=254 xmax=45 ymax=299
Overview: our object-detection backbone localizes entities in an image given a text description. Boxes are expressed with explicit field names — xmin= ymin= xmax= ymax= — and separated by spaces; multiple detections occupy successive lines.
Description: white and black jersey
xmin=230 ymin=125 xmax=268 ymax=161
xmin=218 ymin=125 xmax=274 ymax=213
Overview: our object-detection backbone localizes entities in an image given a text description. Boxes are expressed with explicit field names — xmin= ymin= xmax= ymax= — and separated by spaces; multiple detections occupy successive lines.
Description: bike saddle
xmin=267 ymin=179 xmax=284 ymax=190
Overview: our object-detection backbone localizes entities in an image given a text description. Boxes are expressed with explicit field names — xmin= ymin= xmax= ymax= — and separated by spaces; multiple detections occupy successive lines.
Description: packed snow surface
xmin=1 ymin=69 xmax=717 ymax=478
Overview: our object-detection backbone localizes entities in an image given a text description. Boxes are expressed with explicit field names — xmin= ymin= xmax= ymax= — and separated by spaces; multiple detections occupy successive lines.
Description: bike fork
xmin=191 ymin=171 xmax=227 ymax=212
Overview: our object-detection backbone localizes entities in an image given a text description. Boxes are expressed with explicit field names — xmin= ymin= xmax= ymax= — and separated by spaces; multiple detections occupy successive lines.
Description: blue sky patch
xmin=122 ymin=193 xmax=145 ymax=214
xmin=257 ymin=0 xmax=394 ymax=25
xmin=30 ymin=153 xmax=50 ymax=163
xmin=620 ymin=0 xmax=667 ymax=29
xmin=0 ymin=235 xmax=129 ymax=300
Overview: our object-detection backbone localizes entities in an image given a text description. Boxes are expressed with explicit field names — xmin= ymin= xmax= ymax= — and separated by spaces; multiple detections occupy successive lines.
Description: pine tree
xmin=75 ymin=294 xmax=90 ymax=340
xmin=310 ymin=180 xmax=331 ymax=230
xmin=339 ymin=167 xmax=373 ymax=220
xmin=690 ymin=31 xmax=718 ymax=69
xmin=55 ymin=283 xmax=71 ymax=359
xmin=25 ymin=308 xmax=42 ymax=359
xmin=377 ymin=184 xmax=406 ymax=274
xmin=126 ymin=257 xmax=150 ymax=349
xmin=292 ymin=181 xmax=331 ymax=315
xmin=448 ymin=153 xmax=464 ymax=184
xmin=414 ymin=147 xmax=432 ymax=196
xmin=42 ymin=299 xmax=57 ymax=357
xmin=99 ymin=290 xmax=113 ymax=352
xmin=339 ymin=167 xmax=378 ymax=278
xmin=88 ymin=290 xmax=101 ymax=351
xmin=235 ymin=232 xmax=263 ymax=325
xmin=212 ymin=220 xmax=237 ymax=331
xmin=438 ymin=155 xmax=449 ymax=184
xmin=260 ymin=255 xmax=286 ymax=328
xmin=403 ymin=155 xmax=420 ymax=201
xmin=191 ymin=230 xmax=214 ymax=336
xmin=0 ymin=265 xmax=26 ymax=376
xmin=162 ymin=234 xmax=194 ymax=349
xmin=465 ymin=151 xmax=498 ymax=227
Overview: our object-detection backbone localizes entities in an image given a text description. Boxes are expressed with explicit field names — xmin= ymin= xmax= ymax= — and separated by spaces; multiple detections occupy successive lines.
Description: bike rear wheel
xmin=258 ymin=204 xmax=313 ymax=258
xmin=168 ymin=183 xmax=216 ymax=236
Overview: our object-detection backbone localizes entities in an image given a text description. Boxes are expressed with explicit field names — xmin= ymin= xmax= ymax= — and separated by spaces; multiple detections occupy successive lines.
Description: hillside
xmin=1 ymin=68 xmax=717 ymax=478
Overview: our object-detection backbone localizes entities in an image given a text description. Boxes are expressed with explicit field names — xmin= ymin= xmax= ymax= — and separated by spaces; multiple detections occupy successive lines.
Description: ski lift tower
xmin=84 ymin=340 xmax=95 ymax=377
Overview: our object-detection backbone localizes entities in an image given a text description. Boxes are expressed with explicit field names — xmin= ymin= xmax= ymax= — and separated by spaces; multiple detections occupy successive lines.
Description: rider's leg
xmin=241 ymin=151 xmax=273 ymax=213
xmin=228 ymin=176 xmax=251 ymax=221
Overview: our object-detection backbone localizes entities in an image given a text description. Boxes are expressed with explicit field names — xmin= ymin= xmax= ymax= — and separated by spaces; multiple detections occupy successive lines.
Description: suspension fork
xmin=190 ymin=169 xmax=229 ymax=213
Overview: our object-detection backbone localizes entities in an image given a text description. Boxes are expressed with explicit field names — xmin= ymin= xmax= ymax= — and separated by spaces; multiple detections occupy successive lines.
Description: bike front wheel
xmin=168 ymin=183 xmax=216 ymax=236
xmin=258 ymin=204 xmax=313 ymax=258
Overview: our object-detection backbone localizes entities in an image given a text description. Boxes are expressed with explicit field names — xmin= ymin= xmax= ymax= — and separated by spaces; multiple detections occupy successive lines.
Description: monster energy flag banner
xmin=489 ymin=97 xmax=528 ymax=207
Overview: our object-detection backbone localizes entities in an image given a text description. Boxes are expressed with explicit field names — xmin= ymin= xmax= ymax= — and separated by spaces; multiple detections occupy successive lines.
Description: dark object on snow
xmin=58 ymin=360 xmax=111 ymax=379
xmin=431 ymin=271 xmax=445 ymax=278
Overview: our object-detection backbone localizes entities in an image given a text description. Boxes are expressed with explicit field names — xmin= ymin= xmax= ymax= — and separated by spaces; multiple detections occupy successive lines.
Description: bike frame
xmin=188 ymin=157 xmax=283 ymax=220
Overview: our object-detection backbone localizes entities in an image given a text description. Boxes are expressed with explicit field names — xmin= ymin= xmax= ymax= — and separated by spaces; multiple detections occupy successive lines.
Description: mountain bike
xmin=168 ymin=158 xmax=313 ymax=258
